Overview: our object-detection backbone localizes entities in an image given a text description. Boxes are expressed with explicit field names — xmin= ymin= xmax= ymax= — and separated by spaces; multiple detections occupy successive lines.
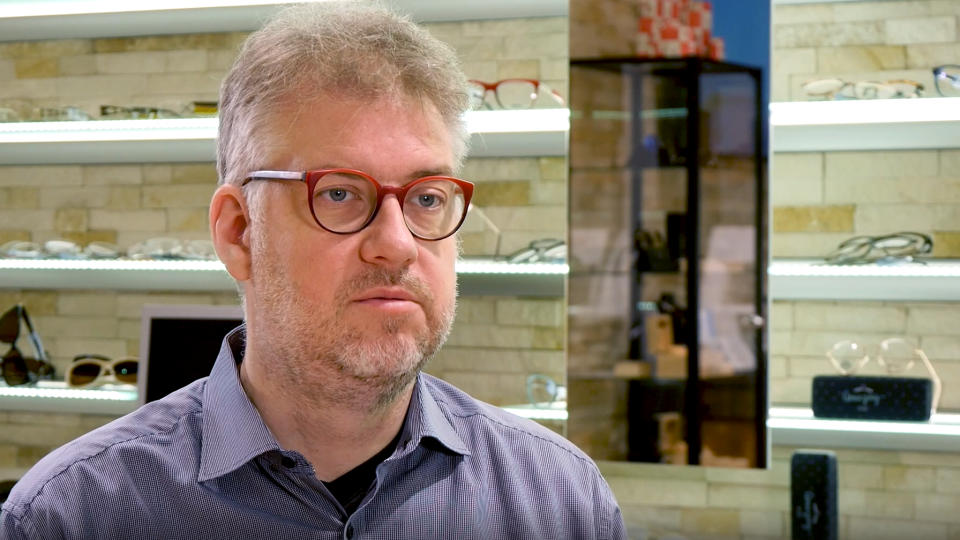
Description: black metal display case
xmin=568 ymin=58 xmax=768 ymax=467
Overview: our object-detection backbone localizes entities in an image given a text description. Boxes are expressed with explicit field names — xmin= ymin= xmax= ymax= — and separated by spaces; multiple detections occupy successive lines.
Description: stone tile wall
xmin=771 ymin=2 xmax=960 ymax=257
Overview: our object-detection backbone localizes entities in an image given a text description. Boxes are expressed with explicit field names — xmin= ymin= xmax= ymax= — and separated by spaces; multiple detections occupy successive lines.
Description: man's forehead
xmin=263 ymin=93 xmax=457 ymax=175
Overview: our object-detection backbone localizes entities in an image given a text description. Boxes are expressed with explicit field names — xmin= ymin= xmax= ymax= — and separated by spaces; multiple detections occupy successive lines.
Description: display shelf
xmin=0 ymin=382 xmax=138 ymax=416
xmin=0 ymin=0 xmax=568 ymax=41
xmin=4 ymin=258 xmax=953 ymax=300
xmin=768 ymin=407 xmax=960 ymax=453
xmin=0 ymin=110 xmax=568 ymax=165
xmin=770 ymin=98 xmax=960 ymax=152
xmin=5 ymin=100 xmax=960 ymax=164
xmin=769 ymin=259 xmax=960 ymax=301
xmin=0 ymin=258 xmax=567 ymax=297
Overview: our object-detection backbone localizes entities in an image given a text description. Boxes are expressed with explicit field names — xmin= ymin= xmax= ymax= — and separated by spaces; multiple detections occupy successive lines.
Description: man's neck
xmin=238 ymin=348 xmax=414 ymax=482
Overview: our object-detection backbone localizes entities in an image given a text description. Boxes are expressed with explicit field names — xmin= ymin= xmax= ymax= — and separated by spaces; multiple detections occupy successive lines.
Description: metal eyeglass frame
xmin=934 ymin=65 xmax=960 ymax=97
xmin=242 ymin=168 xmax=475 ymax=241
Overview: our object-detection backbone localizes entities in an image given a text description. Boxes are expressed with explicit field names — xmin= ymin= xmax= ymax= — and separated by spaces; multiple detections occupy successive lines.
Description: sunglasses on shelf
xmin=67 ymin=354 xmax=138 ymax=388
xmin=0 ymin=304 xmax=54 ymax=387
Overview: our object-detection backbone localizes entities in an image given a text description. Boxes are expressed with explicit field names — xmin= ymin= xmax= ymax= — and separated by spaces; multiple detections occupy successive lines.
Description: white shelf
xmin=0 ymin=0 xmax=568 ymax=42
xmin=0 ymin=110 xmax=568 ymax=165
xmin=771 ymin=98 xmax=960 ymax=153
xmin=5 ymin=99 xmax=959 ymax=164
xmin=768 ymin=407 xmax=960 ymax=453
xmin=3 ymin=258 xmax=955 ymax=301
xmin=0 ymin=258 xmax=567 ymax=297
xmin=769 ymin=259 xmax=960 ymax=301
xmin=0 ymin=381 xmax=138 ymax=416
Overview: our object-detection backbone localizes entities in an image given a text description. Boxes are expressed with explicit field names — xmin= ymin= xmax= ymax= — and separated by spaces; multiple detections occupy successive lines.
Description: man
xmin=1 ymin=3 xmax=626 ymax=539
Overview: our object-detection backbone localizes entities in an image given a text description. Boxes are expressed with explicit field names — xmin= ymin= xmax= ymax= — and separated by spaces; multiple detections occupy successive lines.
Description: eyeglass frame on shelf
xmin=242 ymin=168 xmax=475 ymax=241
xmin=0 ymin=303 xmax=54 ymax=387
xmin=468 ymin=79 xmax=566 ymax=110
xmin=801 ymin=78 xmax=924 ymax=100
xmin=933 ymin=65 xmax=960 ymax=97
xmin=826 ymin=338 xmax=942 ymax=415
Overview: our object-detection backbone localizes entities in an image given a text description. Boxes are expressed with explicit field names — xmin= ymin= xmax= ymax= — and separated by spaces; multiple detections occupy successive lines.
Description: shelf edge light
xmin=0 ymin=0 xmax=334 ymax=18
xmin=465 ymin=109 xmax=570 ymax=133
xmin=0 ymin=386 xmax=136 ymax=401
xmin=770 ymin=98 xmax=960 ymax=127
xmin=767 ymin=416 xmax=960 ymax=437
xmin=0 ymin=258 xmax=568 ymax=275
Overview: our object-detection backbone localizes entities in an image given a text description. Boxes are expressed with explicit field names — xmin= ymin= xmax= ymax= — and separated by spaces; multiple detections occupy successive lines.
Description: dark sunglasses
xmin=0 ymin=304 xmax=55 ymax=386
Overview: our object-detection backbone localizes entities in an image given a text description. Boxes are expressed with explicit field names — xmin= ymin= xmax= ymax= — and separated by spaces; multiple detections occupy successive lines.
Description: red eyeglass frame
xmin=242 ymin=168 xmax=475 ymax=241
xmin=468 ymin=79 xmax=566 ymax=109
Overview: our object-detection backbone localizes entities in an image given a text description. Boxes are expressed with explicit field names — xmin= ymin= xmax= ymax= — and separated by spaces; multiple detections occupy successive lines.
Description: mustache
xmin=336 ymin=267 xmax=434 ymax=306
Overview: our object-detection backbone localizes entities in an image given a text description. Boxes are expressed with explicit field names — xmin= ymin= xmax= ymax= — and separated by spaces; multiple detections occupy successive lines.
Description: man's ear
xmin=210 ymin=185 xmax=253 ymax=282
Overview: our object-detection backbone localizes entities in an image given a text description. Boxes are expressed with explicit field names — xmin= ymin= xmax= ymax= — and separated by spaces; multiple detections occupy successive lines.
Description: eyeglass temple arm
xmin=18 ymin=305 xmax=49 ymax=362
xmin=916 ymin=348 xmax=942 ymax=416
xmin=468 ymin=204 xmax=502 ymax=259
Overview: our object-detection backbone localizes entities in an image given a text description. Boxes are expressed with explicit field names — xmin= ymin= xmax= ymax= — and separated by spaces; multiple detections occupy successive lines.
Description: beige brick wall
xmin=771 ymin=1 xmax=960 ymax=257
xmin=605 ymin=446 xmax=960 ymax=540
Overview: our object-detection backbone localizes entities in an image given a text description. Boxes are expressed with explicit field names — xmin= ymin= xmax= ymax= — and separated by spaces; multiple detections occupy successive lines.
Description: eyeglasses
xmin=826 ymin=338 xmax=942 ymax=413
xmin=934 ymin=65 xmax=960 ymax=97
xmin=99 ymin=105 xmax=180 ymax=120
xmin=35 ymin=106 xmax=91 ymax=122
xmin=802 ymin=78 xmax=924 ymax=100
xmin=825 ymin=232 xmax=932 ymax=266
xmin=243 ymin=169 xmax=475 ymax=241
xmin=67 ymin=354 xmax=138 ymax=388
xmin=0 ymin=304 xmax=54 ymax=386
xmin=468 ymin=79 xmax=565 ymax=110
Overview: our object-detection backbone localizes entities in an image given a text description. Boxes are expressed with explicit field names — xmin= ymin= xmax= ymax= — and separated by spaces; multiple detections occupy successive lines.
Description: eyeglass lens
xmin=936 ymin=65 xmax=960 ymax=97
xmin=311 ymin=172 xmax=467 ymax=240
xmin=69 ymin=362 xmax=102 ymax=386
xmin=469 ymin=81 xmax=539 ymax=110
xmin=2 ymin=349 xmax=29 ymax=386
xmin=0 ymin=307 xmax=19 ymax=344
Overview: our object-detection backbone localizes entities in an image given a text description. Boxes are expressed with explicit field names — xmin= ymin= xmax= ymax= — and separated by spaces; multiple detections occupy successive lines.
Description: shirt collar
xmin=405 ymin=373 xmax=471 ymax=457
xmin=198 ymin=326 xmax=469 ymax=483
xmin=198 ymin=325 xmax=281 ymax=483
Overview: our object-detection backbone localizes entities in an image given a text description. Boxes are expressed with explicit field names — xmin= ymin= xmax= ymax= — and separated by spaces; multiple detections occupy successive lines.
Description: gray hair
xmin=216 ymin=1 xmax=472 ymax=192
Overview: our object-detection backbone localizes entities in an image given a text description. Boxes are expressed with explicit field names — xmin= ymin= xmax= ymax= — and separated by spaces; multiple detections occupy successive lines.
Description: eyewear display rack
xmin=567 ymin=57 xmax=767 ymax=467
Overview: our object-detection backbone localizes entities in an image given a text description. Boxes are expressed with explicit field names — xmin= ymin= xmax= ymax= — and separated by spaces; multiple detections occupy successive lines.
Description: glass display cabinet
xmin=567 ymin=58 xmax=768 ymax=467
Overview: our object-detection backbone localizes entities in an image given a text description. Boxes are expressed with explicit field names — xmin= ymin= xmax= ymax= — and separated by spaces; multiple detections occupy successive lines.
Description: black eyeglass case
xmin=812 ymin=375 xmax=933 ymax=422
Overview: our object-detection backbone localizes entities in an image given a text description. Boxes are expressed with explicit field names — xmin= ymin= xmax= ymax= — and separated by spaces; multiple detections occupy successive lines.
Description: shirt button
xmin=281 ymin=457 xmax=296 ymax=468
xmin=346 ymin=525 xmax=354 ymax=539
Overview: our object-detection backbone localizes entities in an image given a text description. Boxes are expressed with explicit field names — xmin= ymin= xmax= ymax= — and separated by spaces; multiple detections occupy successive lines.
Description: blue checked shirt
xmin=1 ymin=327 xmax=626 ymax=540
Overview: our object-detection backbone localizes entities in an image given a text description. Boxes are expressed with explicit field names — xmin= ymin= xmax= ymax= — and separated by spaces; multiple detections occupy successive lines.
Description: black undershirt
xmin=322 ymin=429 xmax=404 ymax=516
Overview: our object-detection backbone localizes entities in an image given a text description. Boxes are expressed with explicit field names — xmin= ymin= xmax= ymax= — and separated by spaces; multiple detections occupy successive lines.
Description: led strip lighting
xmin=770 ymin=261 xmax=960 ymax=277
xmin=0 ymin=385 xmax=136 ymax=401
xmin=0 ymin=1 xmax=332 ymax=18
xmin=0 ymin=258 xmax=568 ymax=275
xmin=500 ymin=406 xmax=569 ymax=421
xmin=770 ymin=98 xmax=960 ymax=126
xmin=768 ymin=407 xmax=960 ymax=436
xmin=0 ymin=109 xmax=570 ymax=144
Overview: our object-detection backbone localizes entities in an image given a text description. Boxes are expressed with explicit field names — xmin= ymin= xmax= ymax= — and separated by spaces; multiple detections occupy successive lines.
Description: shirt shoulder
xmin=1 ymin=380 xmax=206 ymax=520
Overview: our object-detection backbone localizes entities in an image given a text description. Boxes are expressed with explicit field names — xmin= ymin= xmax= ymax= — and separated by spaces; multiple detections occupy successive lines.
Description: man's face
xmin=246 ymin=94 xmax=458 ymax=403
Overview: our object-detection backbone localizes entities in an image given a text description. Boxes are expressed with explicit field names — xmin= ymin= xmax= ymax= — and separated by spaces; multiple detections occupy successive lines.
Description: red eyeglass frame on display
xmin=468 ymin=79 xmax=566 ymax=110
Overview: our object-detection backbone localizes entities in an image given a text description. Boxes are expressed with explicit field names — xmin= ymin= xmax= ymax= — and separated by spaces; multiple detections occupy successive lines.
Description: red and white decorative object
xmin=635 ymin=0 xmax=724 ymax=60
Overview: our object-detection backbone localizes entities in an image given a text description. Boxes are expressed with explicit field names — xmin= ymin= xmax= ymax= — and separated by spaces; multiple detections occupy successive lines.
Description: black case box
xmin=812 ymin=375 xmax=933 ymax=422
